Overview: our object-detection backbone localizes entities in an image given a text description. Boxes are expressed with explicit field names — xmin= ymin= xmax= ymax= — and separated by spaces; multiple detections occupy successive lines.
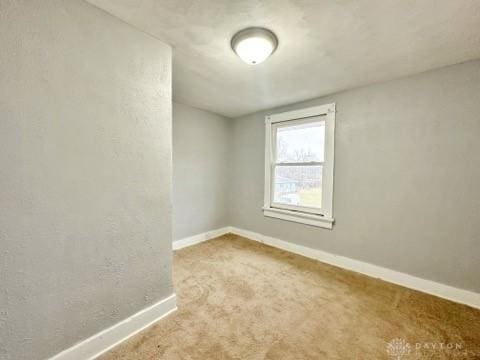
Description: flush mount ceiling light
xmin=231 ymin=27 xmax=278 ymax=65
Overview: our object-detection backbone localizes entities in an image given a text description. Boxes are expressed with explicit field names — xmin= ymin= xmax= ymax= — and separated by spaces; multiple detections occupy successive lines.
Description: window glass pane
xmin=276 ymin=121 xmax=325 ymax=163
xmin=273 ymin=165 xmax=322 ymax=209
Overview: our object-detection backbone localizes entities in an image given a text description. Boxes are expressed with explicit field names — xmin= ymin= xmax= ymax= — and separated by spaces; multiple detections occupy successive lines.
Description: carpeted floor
xmin=100 ymin=234 xmax=480 ymax=359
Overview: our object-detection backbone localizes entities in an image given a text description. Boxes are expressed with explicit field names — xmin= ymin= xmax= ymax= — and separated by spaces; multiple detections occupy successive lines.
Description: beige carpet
xmin=100 ymin=234 xmax=480 ymax=359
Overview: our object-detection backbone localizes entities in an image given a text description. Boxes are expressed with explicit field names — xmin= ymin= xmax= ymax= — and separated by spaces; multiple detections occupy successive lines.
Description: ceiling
xmin=87 ymin=0 xmax=480 ymax=118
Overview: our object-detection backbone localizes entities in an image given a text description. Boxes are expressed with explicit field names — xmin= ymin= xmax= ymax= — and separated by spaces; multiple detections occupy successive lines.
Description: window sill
xmin=262 ymin=207 xmax=334 ymax=229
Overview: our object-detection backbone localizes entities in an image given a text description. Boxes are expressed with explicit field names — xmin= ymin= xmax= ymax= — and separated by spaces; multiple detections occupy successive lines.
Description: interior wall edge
xmin=0 ymin=1 xmax=174 ymax=358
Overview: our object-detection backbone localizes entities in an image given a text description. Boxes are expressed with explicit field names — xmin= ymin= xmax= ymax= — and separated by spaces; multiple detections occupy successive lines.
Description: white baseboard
xmin=49 ymin=293 xmax=177 ymax=360
xmin=173 ymin=227 xmax=230 ymax=250
xmin=228 ymin=226 xmax=480 ymax=310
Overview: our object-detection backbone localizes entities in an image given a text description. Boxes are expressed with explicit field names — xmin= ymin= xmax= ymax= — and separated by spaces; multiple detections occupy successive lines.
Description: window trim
xmin=263 ymin=103 xmax=335 ymax=229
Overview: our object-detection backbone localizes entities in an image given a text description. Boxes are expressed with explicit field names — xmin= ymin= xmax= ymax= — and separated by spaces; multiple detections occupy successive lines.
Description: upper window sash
xmin=271 ymin=116 xmax=326 ymax=166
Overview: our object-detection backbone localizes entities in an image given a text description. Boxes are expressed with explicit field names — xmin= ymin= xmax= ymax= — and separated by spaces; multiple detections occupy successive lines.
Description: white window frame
xmin=263 ymin=103 xmax=335 ymax=229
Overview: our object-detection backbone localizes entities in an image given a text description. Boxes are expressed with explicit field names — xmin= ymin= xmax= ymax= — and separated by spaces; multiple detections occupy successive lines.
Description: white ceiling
xmin=87 ymin=0 xmax=480 ymax=118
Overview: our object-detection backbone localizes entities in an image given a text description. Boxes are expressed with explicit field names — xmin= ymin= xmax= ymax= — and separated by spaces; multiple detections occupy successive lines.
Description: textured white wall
xmin=0 ymin=1 xmax=172 ymax=359
xmin=229 ymin=60 xmax=480 ymax=294
xmin=172 ymin=102 xmax=231 ymax=240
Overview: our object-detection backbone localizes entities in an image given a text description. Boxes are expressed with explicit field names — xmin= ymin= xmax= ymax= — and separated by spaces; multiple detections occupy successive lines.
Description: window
xmin=263 ymin=103 xmax=335 ymax=229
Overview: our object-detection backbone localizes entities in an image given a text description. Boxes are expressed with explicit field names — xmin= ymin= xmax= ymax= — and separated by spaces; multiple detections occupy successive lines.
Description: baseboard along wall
xmin=49 ymin=294 xmax=177 ymax=360
xmin=174 ymin=226 xmax=480 ymax=310
xmin=172 ymin=227 xmax=231 ymax=250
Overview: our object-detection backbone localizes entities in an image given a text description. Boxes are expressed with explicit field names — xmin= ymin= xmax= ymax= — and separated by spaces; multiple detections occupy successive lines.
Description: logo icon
xmin=386 ymin=338 xmax=411 ymax=359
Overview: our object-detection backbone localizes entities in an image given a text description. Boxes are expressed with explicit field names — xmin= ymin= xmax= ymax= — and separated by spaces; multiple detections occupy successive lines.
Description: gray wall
xmin=173 ymin=102 xmax=231 ymax=240
xmin=230 ymin=60 xmax=480 ymax=293
xmin=0 ymin=1 xmax=173 ymax=359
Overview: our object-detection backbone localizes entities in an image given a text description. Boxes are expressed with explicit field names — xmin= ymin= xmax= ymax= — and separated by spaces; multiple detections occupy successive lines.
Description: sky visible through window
xmin=276 ymin=121 xmax=325 ymax=162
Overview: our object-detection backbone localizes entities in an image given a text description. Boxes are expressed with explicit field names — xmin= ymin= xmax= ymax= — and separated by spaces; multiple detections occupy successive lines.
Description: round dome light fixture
xmin=231 ymin=27 xmax=278 ymax=65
